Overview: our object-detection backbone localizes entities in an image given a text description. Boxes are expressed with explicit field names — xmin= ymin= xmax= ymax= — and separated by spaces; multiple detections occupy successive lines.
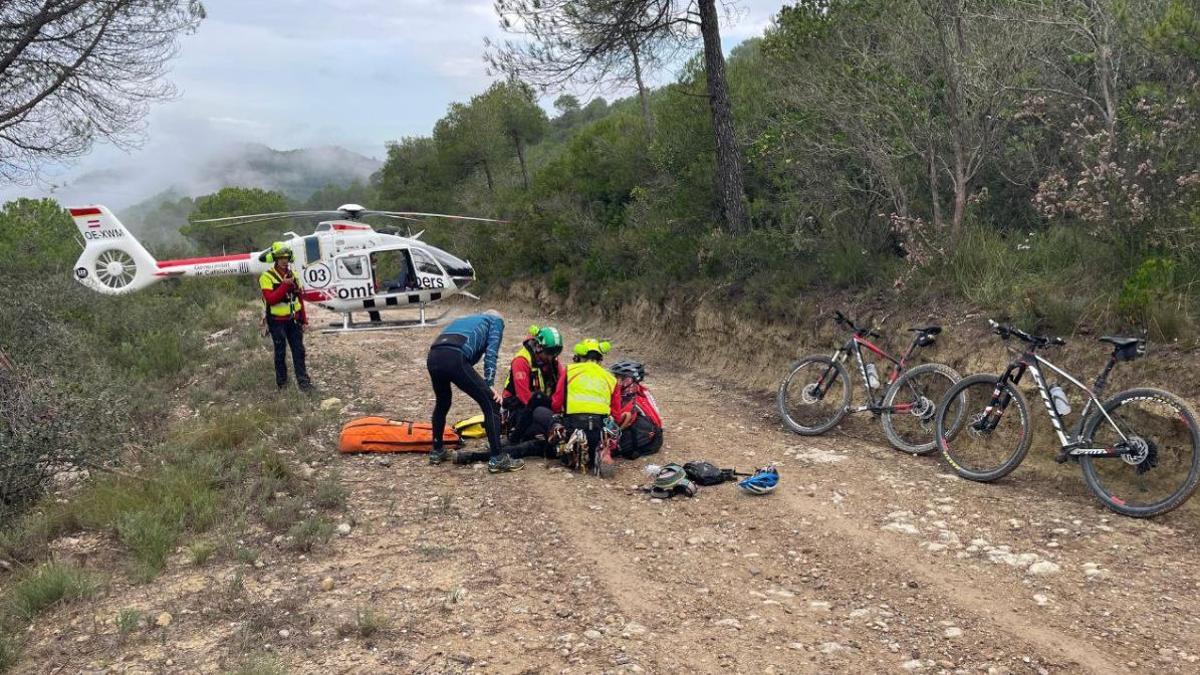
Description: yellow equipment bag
xmin=453 ymin=414 xmax=487 ymax=439
xmin=338 ymin=417 xmax=461 ymax=453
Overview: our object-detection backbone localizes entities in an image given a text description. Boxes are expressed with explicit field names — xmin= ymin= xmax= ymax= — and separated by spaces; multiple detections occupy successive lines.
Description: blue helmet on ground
xmin=738 ymin=465 xmax=779 ymax=495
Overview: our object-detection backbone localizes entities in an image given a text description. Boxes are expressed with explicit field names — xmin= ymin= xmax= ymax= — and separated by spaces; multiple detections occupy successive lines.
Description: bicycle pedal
xmin=1053 ymin=451 xmax=1071 ymax=464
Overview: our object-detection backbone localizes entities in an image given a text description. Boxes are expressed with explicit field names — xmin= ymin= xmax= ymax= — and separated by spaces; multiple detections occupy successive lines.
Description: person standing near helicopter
xmin=258 ymin=242 xmax=312 ymax=392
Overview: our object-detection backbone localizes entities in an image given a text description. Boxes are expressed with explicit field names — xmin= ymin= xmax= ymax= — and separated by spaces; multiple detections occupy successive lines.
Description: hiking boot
xmin=488 ymin=453 xmax=525 ymax=473
xmin=429 ymin=447 xmax=449 ymax=465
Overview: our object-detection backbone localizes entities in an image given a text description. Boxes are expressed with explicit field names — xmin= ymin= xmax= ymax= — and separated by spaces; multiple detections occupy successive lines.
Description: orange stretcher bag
xmin=337 ymin=417 xmax=461 ymax=453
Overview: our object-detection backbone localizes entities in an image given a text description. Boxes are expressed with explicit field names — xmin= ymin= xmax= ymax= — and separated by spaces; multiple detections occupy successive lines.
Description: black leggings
xmin=427 ymin=346 xmax=501 ymax=455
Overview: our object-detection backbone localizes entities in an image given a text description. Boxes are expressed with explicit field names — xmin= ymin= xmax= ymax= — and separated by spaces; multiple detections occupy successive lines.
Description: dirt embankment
xmin=502 ymin=280 xmax=1200 ymax=401
xmin=11 ymin=300 xmax=1200 ymax=674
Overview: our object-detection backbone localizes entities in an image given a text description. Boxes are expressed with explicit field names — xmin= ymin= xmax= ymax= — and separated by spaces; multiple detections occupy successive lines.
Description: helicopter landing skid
xmin=322 ymin=304 xmax=452 ymax=333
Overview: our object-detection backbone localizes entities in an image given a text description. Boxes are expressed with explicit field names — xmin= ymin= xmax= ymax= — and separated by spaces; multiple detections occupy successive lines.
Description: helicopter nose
xmin=451 ymin=262 xmax=474 ymax=289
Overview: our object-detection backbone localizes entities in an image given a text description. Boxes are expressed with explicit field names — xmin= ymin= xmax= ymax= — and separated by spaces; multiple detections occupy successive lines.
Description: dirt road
xmin=21 ymin=306 xmax=1200 ymax=673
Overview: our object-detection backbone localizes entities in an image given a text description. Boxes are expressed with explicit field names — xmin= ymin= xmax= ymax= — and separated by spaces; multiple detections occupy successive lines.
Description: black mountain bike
xmin=933 ymin=320 xmax=1200 ymax=518
xmin=777 ymin=311 xmax=962 ymax=454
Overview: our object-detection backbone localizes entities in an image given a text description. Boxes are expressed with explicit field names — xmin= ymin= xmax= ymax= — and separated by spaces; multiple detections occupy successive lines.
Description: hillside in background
xmin=58 ymin=142 xmax=379 ymax=213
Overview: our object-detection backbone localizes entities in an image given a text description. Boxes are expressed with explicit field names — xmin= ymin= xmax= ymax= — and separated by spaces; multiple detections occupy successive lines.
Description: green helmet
xmin=572 ymin=338 xmax=611 ymax=360
xmin=534 ymin=326 xmax=563 ymax=355
xmin=269 ymin=241 xmax=293 ymax=261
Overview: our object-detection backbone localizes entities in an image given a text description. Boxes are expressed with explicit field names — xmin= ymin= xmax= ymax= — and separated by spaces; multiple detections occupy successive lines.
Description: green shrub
xmin=262 ymin=497 xmax=304 ymax=532
xmin=314 ymin=473 xmax=349 ymax=511
xmin=117 ymin=510 xmax=178 ymax=581
xmin=287 ymin=516 xmax=334 ymax=553
xmin=0 ymin=633 xmax=18 ymax=672
xmin=6 ymin=561 xmax=98 ymax=621
xmin=116 ymin=608 xmax=142 ymax=637
xmin=187 ymin=540 xmax=216 ymax=566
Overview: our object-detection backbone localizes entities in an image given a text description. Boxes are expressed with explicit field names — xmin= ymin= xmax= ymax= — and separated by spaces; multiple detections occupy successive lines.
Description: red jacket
xmin=261 ymin=268 xmax=307 ymax=324
xmin=617 ymin=383 xmax=663 ymax=428
xmin=507 ymin=352 xmax=566 ymax=413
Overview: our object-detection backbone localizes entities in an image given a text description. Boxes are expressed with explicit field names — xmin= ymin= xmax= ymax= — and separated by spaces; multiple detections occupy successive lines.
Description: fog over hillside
xmin=1 ymin=142 xmax=381 ymax=211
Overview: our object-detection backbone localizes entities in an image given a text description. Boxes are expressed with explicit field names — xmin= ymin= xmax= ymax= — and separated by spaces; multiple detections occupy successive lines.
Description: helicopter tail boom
xmin=70 ymin=205 xmax=160 ymax=295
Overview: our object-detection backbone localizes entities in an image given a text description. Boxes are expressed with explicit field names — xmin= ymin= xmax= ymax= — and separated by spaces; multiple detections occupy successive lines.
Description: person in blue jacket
xmin=426 ymin=310 xmax=522 ymax=472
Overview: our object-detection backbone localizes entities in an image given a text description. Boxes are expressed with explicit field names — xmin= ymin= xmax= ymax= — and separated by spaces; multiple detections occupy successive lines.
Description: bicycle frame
xmin=990 ymin=347 xmax=1130 ymax=457
xmin=824 ymin=334 xmax=921 ymax=415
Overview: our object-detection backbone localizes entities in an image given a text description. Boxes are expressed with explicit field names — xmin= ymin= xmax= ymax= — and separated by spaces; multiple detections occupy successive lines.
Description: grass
xmin=235 ymin=547 xmax=259 ymax=566
xmin=117 ymin=510 xmax=177 ymax=582
xmin=116 ymin=608 xmax=142 ymax=638
xmin=5 ymin=561 xmax=98 ymax=622
xmin=188 ymin=540 xmax=216 ymax=566
xmin=0 ymin=635 xmax=17 ymax=672
xmin=314 ymin=473 xmax=349 ymax=511
xmin=231 ymin=653 xmax=286 ymax=675
xmin=337 ymin=608 xmax=387 ymax=639
xmin=261 ymin=497 xmax=304 ymax=532
xmin=287 ymin=516 xmax=334 ymax=553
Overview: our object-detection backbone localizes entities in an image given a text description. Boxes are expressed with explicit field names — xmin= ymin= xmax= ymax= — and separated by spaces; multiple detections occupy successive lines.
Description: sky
xmin=4 ymin=0 xmax=786 ymax=205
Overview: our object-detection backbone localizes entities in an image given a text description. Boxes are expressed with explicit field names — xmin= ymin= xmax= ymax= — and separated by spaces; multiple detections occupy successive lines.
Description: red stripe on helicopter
xmin=331 ymin=223 xmax=372 ymax=231
xmin=156 ymin=253 xmax=254 ymax=269
xmin=301 ymin=290 xmax=330 ymax=302
xmin=69 ymin=207 xmax=102 ymax=217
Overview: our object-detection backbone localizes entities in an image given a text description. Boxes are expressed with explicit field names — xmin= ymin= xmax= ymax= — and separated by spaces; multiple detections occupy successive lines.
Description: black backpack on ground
xmin=683 ymin=461 xmax=741 ymax=486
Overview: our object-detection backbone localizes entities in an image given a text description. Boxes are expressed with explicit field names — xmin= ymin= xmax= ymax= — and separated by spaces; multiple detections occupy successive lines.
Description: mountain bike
xmin=933 ymin=320 xmax=1200 ymax=518
xmin=777 ymin=311 xmax=963 ymax=454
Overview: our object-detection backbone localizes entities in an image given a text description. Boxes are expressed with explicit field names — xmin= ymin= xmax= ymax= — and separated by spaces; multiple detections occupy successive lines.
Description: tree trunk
xmin=951 ymin=147 xmax=968 ymax=238
xmin=513 ymin=132 xmax=529 ymax=190
xmin=626 ymin=36 xmax=654 ymax=134
xmin=481 ymin=160 xmax=495 ymax=193
xmin=928 ymin=148 xmax=943 ymax=230
xmin=698 ymin=0 xmax=749 ymax=233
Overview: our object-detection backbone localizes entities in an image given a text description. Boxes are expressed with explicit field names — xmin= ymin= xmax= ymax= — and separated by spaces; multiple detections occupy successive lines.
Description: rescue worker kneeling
xmin=562 ymin=338 xmax=621 ymax=478
xmin=610 ymin=360 xmax=664 ymax=459
xmin=455 ymin=325 xmax=566 ymax=464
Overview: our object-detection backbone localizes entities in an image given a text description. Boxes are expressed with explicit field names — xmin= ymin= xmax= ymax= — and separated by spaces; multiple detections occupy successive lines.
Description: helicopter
xmin=68 ymin=203 xmax=504 ymax=332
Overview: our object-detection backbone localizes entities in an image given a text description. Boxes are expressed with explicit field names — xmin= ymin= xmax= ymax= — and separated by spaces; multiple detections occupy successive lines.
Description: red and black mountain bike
xmin=777 ymin=311 xmax=962 ymax=454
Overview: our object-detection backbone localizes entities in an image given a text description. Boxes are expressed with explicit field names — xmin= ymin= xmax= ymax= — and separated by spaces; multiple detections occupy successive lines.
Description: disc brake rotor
xmin=1121 ymin=436 xmax=1157 ymax=474
xmin=909 ymin=396 xmax=934 ymax=421
xmin=800 ymin=383 xmax=822 ymax=405
xmin=967 ymin=412 xmax=990 ymax=439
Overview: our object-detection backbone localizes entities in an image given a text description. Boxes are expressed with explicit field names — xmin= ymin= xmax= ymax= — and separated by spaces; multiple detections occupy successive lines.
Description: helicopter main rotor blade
xmin=368 ymin=213 xmax=425 ymax=223
xmin=367 ymin=211 xmax=510 ymax=223
xmin=206 ymin=214 xmax=327 ymax=229
xmin=190 ymin=210 xmax=337 ymax=224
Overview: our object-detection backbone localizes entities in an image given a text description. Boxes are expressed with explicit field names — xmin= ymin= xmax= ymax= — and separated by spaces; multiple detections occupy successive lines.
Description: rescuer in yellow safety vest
xmin=258 ymin=242 xmax=312 ymax=391
xmin=563 ymin=338 xmax=621 ymax=477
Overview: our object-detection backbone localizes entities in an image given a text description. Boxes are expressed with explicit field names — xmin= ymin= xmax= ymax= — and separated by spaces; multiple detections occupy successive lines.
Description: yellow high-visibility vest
xmin=504 ymin=345 xmax=553 ymax=397
xmin=566 ymin=361 xmax=616 ymax=415
xmin=260 ymin=267 xmax=302 ymax=318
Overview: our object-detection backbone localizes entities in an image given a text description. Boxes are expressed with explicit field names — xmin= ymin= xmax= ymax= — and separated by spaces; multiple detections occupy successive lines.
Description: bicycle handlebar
xmin=835 ymin=310 xmax=880 ymax=338
xmin=988 ymin=319 xmax=1065 ymax=348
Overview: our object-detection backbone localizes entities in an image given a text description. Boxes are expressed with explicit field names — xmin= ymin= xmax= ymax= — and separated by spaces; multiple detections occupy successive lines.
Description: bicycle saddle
xmin=908 ymin=325 xmax=942 ymax=335
xmin=1099 ymin=336 xmax=1140 ymax=348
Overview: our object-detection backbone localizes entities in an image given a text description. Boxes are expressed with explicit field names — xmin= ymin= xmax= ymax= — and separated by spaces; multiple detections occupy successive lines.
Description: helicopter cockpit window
xmin=429 ymin=248 xmax=473 ymax=279
xmin=336 ymin=255 xmax=369 ymax=280
xmin=303 ymin=236 xmax=321 ymax=264
xmin=411 ymin=249 xmax=444 ymax=276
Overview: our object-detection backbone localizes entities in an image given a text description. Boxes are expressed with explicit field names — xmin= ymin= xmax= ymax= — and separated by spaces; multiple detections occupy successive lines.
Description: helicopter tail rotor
xmin=69 ymin=206 xmax=160 ymax=295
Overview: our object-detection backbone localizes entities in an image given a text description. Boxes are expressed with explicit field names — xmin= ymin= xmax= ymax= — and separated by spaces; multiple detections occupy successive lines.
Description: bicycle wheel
xmin=777 ymin=355 xmax=850 ymax=435
xmin=1079 ymin=388 xmax=1200 ymax=518
xmin=881 ymin=362 xmax=963 ymax=455
xmin=934 ymin=374 xmax=1031 ymax=482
